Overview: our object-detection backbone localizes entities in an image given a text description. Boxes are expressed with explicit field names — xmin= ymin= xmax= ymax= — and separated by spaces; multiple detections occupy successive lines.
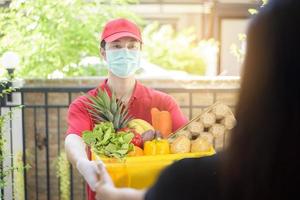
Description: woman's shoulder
xmin=145 ymin=153 xmax=221 ymax=200
xmin=167 ymin=153 xmax=220 ymax=182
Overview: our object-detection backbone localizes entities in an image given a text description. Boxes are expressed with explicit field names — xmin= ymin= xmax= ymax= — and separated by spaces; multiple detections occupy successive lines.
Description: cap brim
xmin=104 ymin=32 xmax=142 ymax=43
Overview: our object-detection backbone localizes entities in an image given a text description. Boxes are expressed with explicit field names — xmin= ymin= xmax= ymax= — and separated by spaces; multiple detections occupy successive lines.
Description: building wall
xmin=130 ymin=1 xmax=211 ymax=40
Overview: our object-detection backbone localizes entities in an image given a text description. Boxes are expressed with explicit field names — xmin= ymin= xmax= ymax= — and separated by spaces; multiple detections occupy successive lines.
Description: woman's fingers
xmin=96 ymin=161 xmax=114 ymax=186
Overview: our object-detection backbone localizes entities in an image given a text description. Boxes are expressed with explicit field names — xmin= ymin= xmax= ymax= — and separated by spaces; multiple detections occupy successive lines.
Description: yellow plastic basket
xmin=92 ymin=147 xmax=215 ymax=189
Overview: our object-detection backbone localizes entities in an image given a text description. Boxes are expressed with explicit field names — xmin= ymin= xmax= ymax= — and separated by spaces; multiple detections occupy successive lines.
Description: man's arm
xmin=65 ymin=134 xmax=87 ymax=166
xmin=65 ymin=133 xmax=100 ymax=191
xmin=65 ymin=98 xmax=103 ymax=191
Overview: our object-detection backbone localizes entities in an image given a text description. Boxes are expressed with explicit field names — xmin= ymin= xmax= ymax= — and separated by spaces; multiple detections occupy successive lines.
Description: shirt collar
xmin=99 ymin=78 xmax=143 ymax=100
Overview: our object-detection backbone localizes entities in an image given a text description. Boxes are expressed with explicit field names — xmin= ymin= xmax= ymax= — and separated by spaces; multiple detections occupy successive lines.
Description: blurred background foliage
xmin=231 ymin=0 xmax=268 ymax=63
xmin=0 ymin=0 xmax=214 ymax=78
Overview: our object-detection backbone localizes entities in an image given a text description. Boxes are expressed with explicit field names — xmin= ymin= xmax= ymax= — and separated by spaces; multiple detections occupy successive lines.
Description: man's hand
xmin=76 ymin=158 xmax=101 ymax=191
xmin=65 ymin=134 xmax=100 ymax=190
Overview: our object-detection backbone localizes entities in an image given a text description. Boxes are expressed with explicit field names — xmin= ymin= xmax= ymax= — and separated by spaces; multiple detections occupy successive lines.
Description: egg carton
xmin=168 ymin=102 xmax=236 ymax=151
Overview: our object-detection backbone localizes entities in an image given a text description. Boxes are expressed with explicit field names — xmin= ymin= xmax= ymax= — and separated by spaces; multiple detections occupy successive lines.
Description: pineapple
xmin=84 ymin=89 xmax=133 ymax=130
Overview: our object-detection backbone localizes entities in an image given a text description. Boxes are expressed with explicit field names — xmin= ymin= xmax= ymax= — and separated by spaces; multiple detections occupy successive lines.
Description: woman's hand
xmin=95 ymin=162 xmax=146 ymax=200
xmin=95 ymin=161 xmax=117 ymax=200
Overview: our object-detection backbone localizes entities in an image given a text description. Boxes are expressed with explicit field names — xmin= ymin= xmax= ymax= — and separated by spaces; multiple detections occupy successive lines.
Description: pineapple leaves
xmin=84 ymin=88 xmax=133 ymax=130
xmin=110 ymin=91 xmax=118 ymax=114
xmin=101 ymin=89 xmax=111 ymax=109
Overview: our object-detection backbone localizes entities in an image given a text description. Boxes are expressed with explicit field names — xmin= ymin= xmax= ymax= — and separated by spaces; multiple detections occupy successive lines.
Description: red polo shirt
xmin=66 ymin=79 xmax=188 ymax=200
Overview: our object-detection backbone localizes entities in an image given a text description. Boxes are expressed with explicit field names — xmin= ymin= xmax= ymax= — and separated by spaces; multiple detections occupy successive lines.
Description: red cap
xmin=101 ymin=18 xmax=142 ymax=43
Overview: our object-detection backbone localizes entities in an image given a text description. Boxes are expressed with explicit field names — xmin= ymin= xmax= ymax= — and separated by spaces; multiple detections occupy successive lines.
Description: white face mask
xmin=106 ymin=48 xmax=141 ymax=78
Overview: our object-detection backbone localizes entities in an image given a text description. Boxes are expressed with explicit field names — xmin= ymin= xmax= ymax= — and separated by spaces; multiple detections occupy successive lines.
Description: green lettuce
xmin=82 ymin=122 xmax=134 ymax=159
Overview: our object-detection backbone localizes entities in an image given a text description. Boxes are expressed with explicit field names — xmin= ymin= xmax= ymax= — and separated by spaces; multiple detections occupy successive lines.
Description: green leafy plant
xmin=0 ymin=115 xmax=7 ymax=189
xmin=0 ymin=0 xmax=141 ymax=78
xmin=0 ymin=81 xmax=16 ymax=98
xmin=0 ymin=91 xmax=28 ymax=200
xmin=0 ymin=71 xmax=29 ymax=199
xmin=1 ymin=0 xmax=219 ymax=78
xmin=230 ymin=33 xmax=247 ymax=64
xmin=0 ymin=82 xmax=16 ymax=189
xmin=56 ymin=152 xmax=70 ymax=200
xmin=143 ymin=22 xmax=208 ymax=75
xmin=249 ymin=0 xmax=269 ymax=15
xmin=83 ymin=122 xmax=134 ymax=159
xmin=13 ymin=152 xmax=28 ymax=200
xmin=231 ymin=0 xmax=269 ymax=64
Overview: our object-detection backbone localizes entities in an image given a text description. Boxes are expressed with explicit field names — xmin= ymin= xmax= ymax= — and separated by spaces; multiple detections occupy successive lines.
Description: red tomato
xmin=131 ymin=133 xmax=143 ymax=148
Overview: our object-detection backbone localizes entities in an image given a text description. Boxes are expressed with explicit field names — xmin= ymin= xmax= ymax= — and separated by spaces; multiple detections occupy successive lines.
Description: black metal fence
xmin=0 ymin=86 xmax=238 ymax=200
xmin=20 ymin=87 xmax=91 ymax=200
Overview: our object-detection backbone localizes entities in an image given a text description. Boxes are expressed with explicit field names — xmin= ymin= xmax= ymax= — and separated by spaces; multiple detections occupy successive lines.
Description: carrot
xmin=151 ymin=107 xmax=161 ymax=130
xmin=158 ymin=111 xmax=172 ymax=138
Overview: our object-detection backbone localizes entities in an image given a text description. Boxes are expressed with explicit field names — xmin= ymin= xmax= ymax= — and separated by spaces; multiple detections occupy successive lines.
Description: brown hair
xmin=221 ymin=0 xmax=300 ymax=199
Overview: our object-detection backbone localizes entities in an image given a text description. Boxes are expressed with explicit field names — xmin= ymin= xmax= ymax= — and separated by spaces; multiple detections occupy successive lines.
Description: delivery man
xmin=65 ymin=18 xmax=188 ymax=200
